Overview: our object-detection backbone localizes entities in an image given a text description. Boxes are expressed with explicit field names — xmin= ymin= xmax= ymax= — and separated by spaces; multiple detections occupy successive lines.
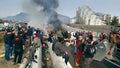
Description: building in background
xmin=118 ymin=17 xmax=120 ymax=23
xmin=70 ymin=17 xmax=76 ymax=24
xmin=76 ymin=6 xmax=105 ymax=25
xmin=103 ymin=14 xmax=120 ymax=25
xmin=103 ymin=14 xmax=112 ymax=25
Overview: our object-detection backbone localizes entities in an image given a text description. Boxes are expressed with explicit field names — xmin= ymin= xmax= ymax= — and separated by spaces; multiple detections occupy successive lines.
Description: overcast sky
xmin=0 ymin=0 xmax=120 ymax=18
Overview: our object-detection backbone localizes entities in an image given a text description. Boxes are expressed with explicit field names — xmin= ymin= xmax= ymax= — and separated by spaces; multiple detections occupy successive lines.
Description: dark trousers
xmin=27 ymin=36 xmax=32 ymax=46
xmin=10 ymin=47 xmax=14 ymax=56
xmin=83 ymin=58 xmax=92 ymax=68
xmin=5 ymin=44 xmax=11 ymax=61
xmin=65 ymin=60 xmax=68 ymax=65
xmin=14 ymin=51 xmax=23 ymax=63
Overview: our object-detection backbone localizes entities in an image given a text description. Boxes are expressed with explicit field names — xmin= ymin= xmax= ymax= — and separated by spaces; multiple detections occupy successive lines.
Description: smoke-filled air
xmin=22 ymin=0 xmax=62 ymax=32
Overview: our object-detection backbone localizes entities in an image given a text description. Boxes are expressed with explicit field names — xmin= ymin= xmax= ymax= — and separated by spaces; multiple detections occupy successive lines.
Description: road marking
xmin=104 ymin=58 xmax=120 ymax=67
xmin=0 ymin=54 xmax=5 ymax=58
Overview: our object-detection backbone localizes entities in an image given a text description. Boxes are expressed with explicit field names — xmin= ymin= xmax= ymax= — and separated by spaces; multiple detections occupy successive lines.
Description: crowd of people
xmin=47 ymin=30 xmax=115 ymax=68
xmin=3 ymin=26 xmax=43 ymax=65
xmin=3 ymin=25 xmax=119 ymax=68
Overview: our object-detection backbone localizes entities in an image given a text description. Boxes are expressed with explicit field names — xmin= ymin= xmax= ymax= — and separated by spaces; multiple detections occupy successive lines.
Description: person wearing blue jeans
xmin=4 ymin=44 xmax=11 ymax=61
xmin=4 ymin=29 xmax=13 ymax=61
xmin=10 ymin=47 xmax=14 ymax=58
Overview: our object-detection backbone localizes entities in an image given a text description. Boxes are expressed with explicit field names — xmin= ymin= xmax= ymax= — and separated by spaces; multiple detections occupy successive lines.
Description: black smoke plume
xmin=23 ymin=0 xmax=62 ymax=31
xmin=33 ymin=0 xmax=59 ymax=9
xmin=32 ymin=0 xmax=62 ymax=30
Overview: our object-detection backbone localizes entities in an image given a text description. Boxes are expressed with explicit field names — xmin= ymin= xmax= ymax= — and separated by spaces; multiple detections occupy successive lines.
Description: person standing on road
xmin=13 ymin=32 xmax=25 ymax=64
xmin=27 ymin=26 xmax=33 ymax=46
xmin=83 ymin=38 xmax=96 ymax=68
xmin=4 ymin=29 xmax=13 ymax=61
xmin=54 ymin=37 xmax=65 ymax=56
xmin=10 ymin=29 xmax=15 ymax=59
xmin=62 ymin=52 xmax=70 ymax=65
xmin=29 ymin=33 xmax=41 ymax=62
xmin=32 ymin=33 xmax=41 ymax=48
xmin=75 ymin=35 xmax=85 ymax=67
xmin=99 ymin=33 xmax=103 ymax=41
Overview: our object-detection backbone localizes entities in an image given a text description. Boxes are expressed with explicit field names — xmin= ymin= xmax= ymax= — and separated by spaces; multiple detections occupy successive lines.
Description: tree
xmin=110 ymin=17 xmax=119 ymax=25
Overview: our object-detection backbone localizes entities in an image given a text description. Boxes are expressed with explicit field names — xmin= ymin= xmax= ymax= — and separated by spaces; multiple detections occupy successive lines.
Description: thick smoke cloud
xmin=23 ymin=0 xmax=62 ymax=31
xmin=33 ymin=0 xmax=59 ymax=9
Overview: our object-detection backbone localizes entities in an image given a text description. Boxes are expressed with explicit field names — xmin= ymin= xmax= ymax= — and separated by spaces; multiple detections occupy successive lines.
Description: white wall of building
xmin=76 ymin=6 xmax=105 ymax=25
xmin=70 ymin=18 xmax=76 ymax=24
xmin=118 ymin=17 xmax=120 ymax=23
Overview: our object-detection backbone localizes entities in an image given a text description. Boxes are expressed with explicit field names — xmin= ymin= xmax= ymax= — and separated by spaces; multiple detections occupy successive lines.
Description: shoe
xmin=17 ymin=63 xmax=21 ymax=66
xmin=10 ymin=55 xmax=14 ymax=59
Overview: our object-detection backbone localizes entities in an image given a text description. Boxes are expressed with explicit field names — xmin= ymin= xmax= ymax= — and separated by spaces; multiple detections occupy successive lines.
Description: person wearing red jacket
xmin=99 ymin=33 xmax=103 ymax=41
xmin=75 ymin=35 xmax=85 ymax=66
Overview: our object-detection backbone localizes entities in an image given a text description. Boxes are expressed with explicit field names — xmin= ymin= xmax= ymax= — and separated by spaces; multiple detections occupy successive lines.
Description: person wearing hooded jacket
xmin=13 ymin=32 xmax=25 ymax=64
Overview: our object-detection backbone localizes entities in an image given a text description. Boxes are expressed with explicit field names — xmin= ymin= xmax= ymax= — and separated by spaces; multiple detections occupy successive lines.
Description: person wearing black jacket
xmin=54 ymin=37 xmax=65 ymax=56
xmin=4 ymin=29 xmax=13 ymax=61
xmin=13 ymin=32 xmax=25 ymax=64
xmin=27 ymin=26 xmax=33 ymax=46
xmin=83 ymin=39 xmax=96 ymax=68
xmin=62 ymin=52 xmax=70 ymax=65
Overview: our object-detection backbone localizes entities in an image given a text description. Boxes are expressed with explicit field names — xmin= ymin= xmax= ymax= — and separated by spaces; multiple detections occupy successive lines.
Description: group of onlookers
xmin=3 ymin=26 xmax=43 ymax=65
xmin=49 ymin=30 xmax=113 ymax=68
xmin=47 ymin=30 xmax=94 ymax=68
xmin=3 ymin=25 xmax=119 ymax=68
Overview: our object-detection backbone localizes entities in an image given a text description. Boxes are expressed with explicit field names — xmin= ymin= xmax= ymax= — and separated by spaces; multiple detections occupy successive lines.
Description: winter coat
xmin=54 ymin=42 xmax=65 ymax=56
xmin=13 ymin=35 xmax=24 ymax=52
xmin=4 ymin=33 xmax=13 ymax=47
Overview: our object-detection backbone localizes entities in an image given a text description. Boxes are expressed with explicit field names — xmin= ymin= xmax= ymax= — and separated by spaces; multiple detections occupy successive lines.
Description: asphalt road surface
xmin=64 ymin=45 xmax=120 ymax=68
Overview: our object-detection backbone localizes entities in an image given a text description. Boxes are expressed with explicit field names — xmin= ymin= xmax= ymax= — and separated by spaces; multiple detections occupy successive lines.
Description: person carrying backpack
xmin=83 ymin=38 xmax=96 ymax=68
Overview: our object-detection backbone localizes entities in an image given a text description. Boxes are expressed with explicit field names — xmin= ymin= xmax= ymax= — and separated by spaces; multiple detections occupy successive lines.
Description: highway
xmin=61 ymin=24 xmax=120 ymax=68
xmin=64 ymin=45 xmax=120 ymax=68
